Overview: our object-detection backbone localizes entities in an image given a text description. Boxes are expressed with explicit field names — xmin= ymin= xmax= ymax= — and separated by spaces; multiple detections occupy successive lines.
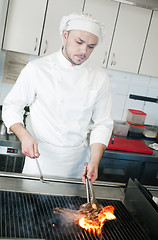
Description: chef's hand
xmin=21 ymin=133 xmax=40 ymax=158
xmin=81 ymin=161 xmax=98 ymax=184
xmin=81 ymin=143 xmax=106 ymax=184
xmin=10 ymin=123 xmax=40 ymax=158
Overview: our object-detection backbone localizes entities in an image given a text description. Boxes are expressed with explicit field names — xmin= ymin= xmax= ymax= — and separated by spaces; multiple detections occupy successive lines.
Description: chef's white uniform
xmin=2 ymin=49 xmax=113 ymax=178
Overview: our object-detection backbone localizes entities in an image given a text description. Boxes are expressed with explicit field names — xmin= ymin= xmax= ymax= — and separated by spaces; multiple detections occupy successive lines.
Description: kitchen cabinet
xmin=83 ymin=0 xmax=119 ymax=66
xmin=2 ymin=0 xmax=48 ymax=55
xmin=98 ymin=143 xmax=158 ymax=186
xmin=0 ymin=0 xmax=8 ymax=48
xmin=2 ymin=0 xmax=84 ymax=56
xmin=40 ymin=0 xmax=84 ymax=56
xmin=140 ymin=162 xmax=158 ymax=186
xmin=98 ymin=157 xmax=142 ymax=183
xmin=139 ymin=11 xmax=158 ymax=78
xmin=107 ymin=4 xmax=152 ymax=74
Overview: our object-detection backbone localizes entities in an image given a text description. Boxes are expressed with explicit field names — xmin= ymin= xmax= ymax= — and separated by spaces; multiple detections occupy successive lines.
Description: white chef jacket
xmin=2 ymin=49 xmax=113 ymax=178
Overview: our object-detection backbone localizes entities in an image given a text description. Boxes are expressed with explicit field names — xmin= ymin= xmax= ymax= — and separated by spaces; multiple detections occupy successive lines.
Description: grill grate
xmin=0 ymin=190 xmax=149 ymax=240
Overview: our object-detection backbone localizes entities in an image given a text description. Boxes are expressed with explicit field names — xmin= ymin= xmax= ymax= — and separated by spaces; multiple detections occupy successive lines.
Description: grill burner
xmin=0 ymin=190 xmax=149 ymax=240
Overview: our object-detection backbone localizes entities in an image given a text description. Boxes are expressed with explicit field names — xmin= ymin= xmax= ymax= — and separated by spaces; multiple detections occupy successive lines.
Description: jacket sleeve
xmin=90 ymin=71 xmax=113 ymax=147
xmin=2 ymin=62 xmax=36 ymax=130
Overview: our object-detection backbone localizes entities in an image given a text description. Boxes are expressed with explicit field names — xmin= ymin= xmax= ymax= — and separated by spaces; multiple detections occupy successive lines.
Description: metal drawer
xmin=98 ymin=157 xmax=142 ymax=183
xmin=0 ymin=154 xmax=25 ymax=173
xmin=140 ymin=162 xmax=158 ymax=186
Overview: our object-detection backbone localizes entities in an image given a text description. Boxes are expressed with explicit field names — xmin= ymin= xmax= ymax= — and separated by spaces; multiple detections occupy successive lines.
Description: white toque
xmin=59 ymin=13 xmax=105 ymax=45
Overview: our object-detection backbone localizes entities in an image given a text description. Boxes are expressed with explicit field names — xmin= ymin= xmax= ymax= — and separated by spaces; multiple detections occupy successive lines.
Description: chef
xmin=2 ymin=12 xmax=113 ymax=183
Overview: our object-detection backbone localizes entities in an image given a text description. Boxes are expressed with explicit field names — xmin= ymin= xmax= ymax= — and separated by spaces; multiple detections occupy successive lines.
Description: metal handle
xmin=84 ymin=162 xmax=97 ymax=208
xmin=111 ymin=53 xmax=116 ymax=66
xmin=88 ymin=179 xmax=97 ymax=205
xmin=35 ymin=158 xmax=45 ymax=183
xmin=34 ymin=37 xmax=38 ymax=52
xmin=85 ymin=162 xmax=90 ymax=202
xmin=102 ymin=51 xmax=107 ymax=65
xmin=43 ymin=40 xmax=48 ymax=54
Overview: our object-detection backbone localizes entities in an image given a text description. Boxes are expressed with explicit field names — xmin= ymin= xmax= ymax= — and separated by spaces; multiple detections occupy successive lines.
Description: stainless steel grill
xmin=0 ymin=190 xmax=149 ymax=240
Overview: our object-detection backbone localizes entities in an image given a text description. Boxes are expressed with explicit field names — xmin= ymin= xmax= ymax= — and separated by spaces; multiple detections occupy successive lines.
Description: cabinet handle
xmin=34 ymin=38 xmax=38 ymax=52
xmin=111 ymin=53 xmax=116 ymax=66
xmin=102 ymin=51 xmax=107 ymax=65
xmin=43 ymin=40 xmax=48 ymax=54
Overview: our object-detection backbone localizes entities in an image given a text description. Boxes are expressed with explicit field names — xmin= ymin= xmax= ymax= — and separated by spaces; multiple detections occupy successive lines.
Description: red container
xmin=127 ymin=121 xmax=145 ymax=137
xmin=127 ymin=109 xmax=146 ymax=125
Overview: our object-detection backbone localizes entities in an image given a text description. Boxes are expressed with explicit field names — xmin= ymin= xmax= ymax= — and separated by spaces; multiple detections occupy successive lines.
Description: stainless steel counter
xmin=0 ymin=173 xmax=125 ymax=201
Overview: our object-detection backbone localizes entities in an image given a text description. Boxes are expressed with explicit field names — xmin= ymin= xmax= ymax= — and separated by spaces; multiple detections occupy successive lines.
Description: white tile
xmin=144 ymin=102 xmax=158 ymax=125
xmin=122 ymin=98 xmax=145 ymax=121
xmin=146 ymin=88 xmax=158 ymax=98
xmin=110 ymin=80 xmax=129 ymax=95
xmin=29 ymin=54 xmax=39 ymax=62
xmin=128 ymin=85 xmax=148 ymax=96
xmin=111 ymin=94 xmax=127 ymax=121
xmin=149 ymin=76 xmax=158 ymax=88
xmin=110 ymin=82 xmax=118 ymax=96
xmin=0 ymin=83 xmax=13 ymax=105
xmin=107 ymin=69 xmax=132 ymax=84
xmin=130 ymin=73 xmax=150 ymax=87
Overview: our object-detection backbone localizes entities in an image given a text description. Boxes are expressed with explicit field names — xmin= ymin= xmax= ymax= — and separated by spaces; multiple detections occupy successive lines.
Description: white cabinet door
xmin=2 ymin=0 xmax=47 ymax=55
xmin=83 ymin=0 xmax=119 ymax=66
xmin=40 ymin=0 xmax=84 ymax=56
xmin=139 ymin=11 xmax=158 ymax=77
xmin=0 ymin=0 xmax=8 ymax=48
xmin=107 ymin=4 xmax=152 ymax=74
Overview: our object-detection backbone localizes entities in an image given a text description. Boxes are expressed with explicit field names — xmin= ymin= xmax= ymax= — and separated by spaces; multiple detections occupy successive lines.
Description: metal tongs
xmin=35 ymin=157 xmax=46 ymax=183
xmin=85 ymin=162 xmax=98 ymax=210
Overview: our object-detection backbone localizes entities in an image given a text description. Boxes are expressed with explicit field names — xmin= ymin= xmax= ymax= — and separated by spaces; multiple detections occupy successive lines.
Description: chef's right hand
xmin=21 ymin=133 xmax=40 ymax=158
xmin=10 ymin=123 xmax=40 ymax=158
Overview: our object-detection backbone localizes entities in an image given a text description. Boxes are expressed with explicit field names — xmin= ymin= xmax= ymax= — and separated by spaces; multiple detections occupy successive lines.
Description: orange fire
xmin=78 ymin=205 xmax=116 ymax=236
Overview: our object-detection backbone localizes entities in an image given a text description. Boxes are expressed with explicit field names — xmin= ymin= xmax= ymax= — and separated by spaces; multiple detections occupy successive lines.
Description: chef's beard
xmin=68 ymin=55 xmax=86 ymax=66
xmin=64 ymin=46 xmax=87 ymax=66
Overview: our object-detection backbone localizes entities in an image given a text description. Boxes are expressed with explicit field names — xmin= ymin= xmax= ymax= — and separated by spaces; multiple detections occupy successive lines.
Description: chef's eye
xmin=76 ymin=41 xmax=82 ymax=45
xmin=88 ymin=45 xmax=94 ymax=49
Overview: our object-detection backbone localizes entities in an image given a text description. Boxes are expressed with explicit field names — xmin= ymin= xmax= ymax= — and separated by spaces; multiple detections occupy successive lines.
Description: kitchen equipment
xmin=85 ymin=176 xmax=99 ymax=210
xmin=0 ymin=174 xmax=151 ymax=240
xmin=85 ymin=162 xmax=99 ymax=209
xmin=0 ymin=137 xmax=25 ymax=173
xmin=124 ymin=178 xmax=158 ymax=240
xmin=107 ymin=137 xmax=153 ymax=154
xmin=0 ymin=120 xmax=7 ymax=135
xmin=113 ymin=121 xmax=129 ymax=137
xmin=35 ymin=157 xmax=45 ymax=183
xmin=0 ymin=105 xmax=2 ymax=121
xmin=127 ymin=121 xmax=145 ymax=138
xmin=143 ymin=126 xmax=157 ymax=140
xmin=127 ymin=109 xmax=146 ymax=125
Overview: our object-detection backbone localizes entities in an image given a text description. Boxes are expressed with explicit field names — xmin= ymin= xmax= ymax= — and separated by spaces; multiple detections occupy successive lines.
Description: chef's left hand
xmin=81 ymin=161 xmax=98 ymax=184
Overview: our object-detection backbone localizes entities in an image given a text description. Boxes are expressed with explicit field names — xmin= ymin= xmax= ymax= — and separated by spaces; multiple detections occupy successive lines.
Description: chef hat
xmin=59 ymin=13 xmax=105 ymax=44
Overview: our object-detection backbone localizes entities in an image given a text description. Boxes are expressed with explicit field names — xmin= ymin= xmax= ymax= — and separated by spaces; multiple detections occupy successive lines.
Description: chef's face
xmin=62 ymin=30 xmax=98 ymax=66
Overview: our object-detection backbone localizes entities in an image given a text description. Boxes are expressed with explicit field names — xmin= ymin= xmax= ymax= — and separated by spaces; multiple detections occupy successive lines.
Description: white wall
xmin=108 ymin=69 xmax=158 ymax=125
xmin=0 ymin=49 xmax=158 ymax=126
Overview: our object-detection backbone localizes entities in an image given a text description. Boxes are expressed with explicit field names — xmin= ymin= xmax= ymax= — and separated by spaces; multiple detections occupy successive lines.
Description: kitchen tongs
xmin=86 ymin=177 xmax=98 ymax=210
xmin=35 ymin=157 xmax=46 ymax=183
xmin=85 ymin=163 xmax=98 ymax=210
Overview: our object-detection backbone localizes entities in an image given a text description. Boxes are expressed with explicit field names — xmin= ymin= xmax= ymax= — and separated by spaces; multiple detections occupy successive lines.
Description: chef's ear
xmin=62 ymin=30 xmax=68 ymax=41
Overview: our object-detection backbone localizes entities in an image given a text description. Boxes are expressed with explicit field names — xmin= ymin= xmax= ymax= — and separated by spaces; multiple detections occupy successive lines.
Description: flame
xmin=78 ymin=205 xmax=116 ymax=236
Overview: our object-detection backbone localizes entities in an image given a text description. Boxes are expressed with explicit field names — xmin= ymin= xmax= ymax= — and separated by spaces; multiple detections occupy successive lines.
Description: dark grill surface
xmin=0 ymin=190 xmax=149 ymax=240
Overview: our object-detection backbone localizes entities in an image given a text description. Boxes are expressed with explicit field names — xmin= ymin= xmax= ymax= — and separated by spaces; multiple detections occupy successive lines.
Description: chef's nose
xmin=80 ymin=44 xmax=88 ymax=55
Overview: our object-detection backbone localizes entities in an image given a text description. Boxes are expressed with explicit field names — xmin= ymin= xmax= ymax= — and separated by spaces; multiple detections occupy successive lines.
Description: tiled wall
xmin=0 ymin=49 xmax=158 ymax=126
xmin=108 ymin=69 xmax=158 ymax=125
